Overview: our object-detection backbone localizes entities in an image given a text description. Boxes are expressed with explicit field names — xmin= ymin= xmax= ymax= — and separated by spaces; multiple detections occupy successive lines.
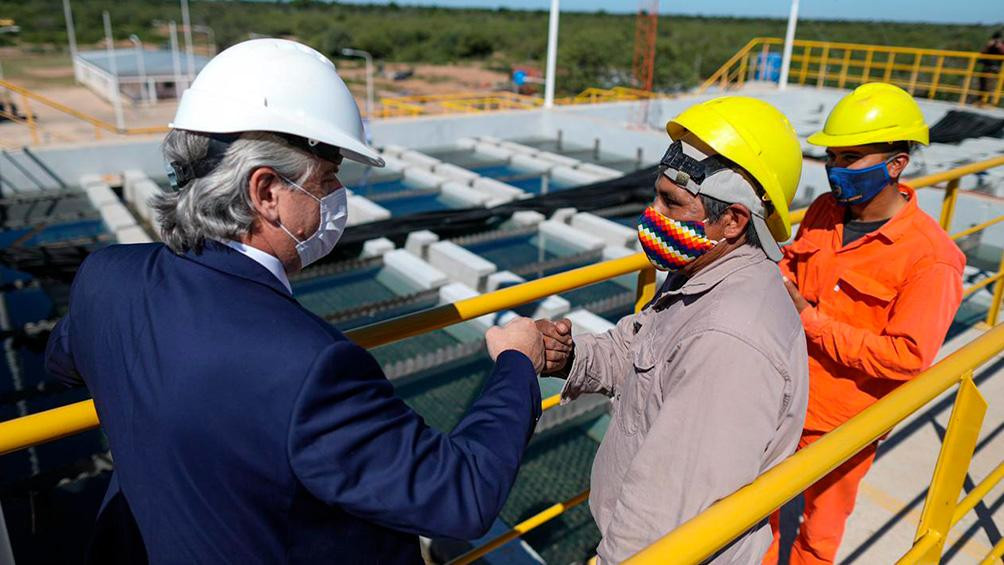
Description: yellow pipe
xmin=541 ymin=394 xmax=561 ymax=411
xmin=897 ymin=531 xmax=942 ymax=565
xmin=447 ymin=489 xmax=590 ymax=565
xmin=951 ymin=461 xmax=1004 ymax=527
xmin=951 ymin=215 xmax=1004 ymax=241
xmin=963 ymin=272 xmax=1004 ymax=298
xmin=0 ymin=400 xmax=99 ymax=455
xmin=3 ymin=156 xmax=1004 ymax=456
xmin=345 ymin=253 xmax=652 ymax=349
xmin=979 ymin=536 xmax=1004 ymax=565
xmin=624 ymin=323 xmax=1004 ymax=565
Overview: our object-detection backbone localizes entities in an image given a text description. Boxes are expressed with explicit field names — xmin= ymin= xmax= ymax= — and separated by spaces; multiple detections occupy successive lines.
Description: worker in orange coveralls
xmin=763 ymin=82 xmax=966 ymax=565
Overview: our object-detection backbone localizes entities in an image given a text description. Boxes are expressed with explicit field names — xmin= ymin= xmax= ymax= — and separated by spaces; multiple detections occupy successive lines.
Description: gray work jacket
xmin=562 ymin=245 xmax=809 ymax=563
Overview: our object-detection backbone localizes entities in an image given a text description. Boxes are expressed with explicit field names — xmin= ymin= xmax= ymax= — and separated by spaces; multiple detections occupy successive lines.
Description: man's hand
xmin=534 ymin=318 xmax=573 ymax=374
xmin=782 ymin=276 xmax=811 ymax=314
xmin=486 ymin=317 xmax=545 ymax=373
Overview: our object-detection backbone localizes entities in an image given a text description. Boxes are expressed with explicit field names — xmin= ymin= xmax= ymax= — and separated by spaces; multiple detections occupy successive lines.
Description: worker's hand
xmin=486 ymin=317 xmax=545 ymax=374
xmin=535 ymin=318 xmax=574 ymax=374
xmin=782 ymin=276 xmax=811 ymax=314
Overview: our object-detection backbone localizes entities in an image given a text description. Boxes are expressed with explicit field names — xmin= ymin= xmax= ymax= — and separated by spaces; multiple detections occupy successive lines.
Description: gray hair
xmin=700 ymin=194 xmax=761 ymax=250
xmin=154 ymin=130 xmax=319 ymax=253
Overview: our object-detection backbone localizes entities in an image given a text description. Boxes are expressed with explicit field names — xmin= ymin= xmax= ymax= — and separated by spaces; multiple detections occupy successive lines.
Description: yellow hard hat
xmin=666 ymin=96 xmax=802 ymax=243
xmin=807 ymin=82 xmax=929 ymax=147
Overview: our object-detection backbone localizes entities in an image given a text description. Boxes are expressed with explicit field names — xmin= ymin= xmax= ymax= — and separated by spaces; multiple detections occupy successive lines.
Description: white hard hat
xmin=170 ymin=38 xmax=384 ymax=168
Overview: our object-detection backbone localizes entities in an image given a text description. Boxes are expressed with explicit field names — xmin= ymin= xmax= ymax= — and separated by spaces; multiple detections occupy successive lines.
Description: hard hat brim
xmin=806 ymin=124 xmax=930 ymax=148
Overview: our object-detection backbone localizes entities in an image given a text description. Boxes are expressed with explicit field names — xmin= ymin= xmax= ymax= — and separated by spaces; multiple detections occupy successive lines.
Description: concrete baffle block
xmin=487 ymin=270 xmax=526 ymax=292
xmin=509 ymin=210 xmax=546 ymax=227
xmin=115 ymin=226 xmax=153 ymax=244
xmin=100 ymin=202 xmax=138 ymax=232
xmin=438 ymin=282 xmax=495 ymax=334
xmin=402 ymin=167 xmax=447 ymax=188
xmin=361 ymin=237 xmax=395 ymax=257
xmin=510 ymin=153 xmax=554 ymax=173
xmin=571 ymin=212 xmax=637 ymax=248
xmin=399 ymin=150 xmax=442 ymax=169
xmin=566 ymin=308 xmax=616 ymax=336
xmin=405 ymin=230 xmax=439 ymax=259
xmin=346 ymin=195 xmax=391 ymax=226
xmin=440 ymin=181 xmax=489 ymax=208
xmin=427 ymin=240 xmax=497 ymax=291
xmin=381 ymin=249 xmax=449 ymax=290
xmin=433 ymin=162 xmax=480 ymax=184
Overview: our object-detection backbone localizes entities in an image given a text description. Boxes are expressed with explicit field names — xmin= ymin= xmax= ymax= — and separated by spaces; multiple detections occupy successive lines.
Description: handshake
xmin=485 ymin=317 xmax=574 ymax=375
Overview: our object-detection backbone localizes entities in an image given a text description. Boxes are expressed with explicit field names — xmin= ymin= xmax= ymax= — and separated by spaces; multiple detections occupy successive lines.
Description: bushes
xmin=0 ymin=1 xmax=996 ymax=95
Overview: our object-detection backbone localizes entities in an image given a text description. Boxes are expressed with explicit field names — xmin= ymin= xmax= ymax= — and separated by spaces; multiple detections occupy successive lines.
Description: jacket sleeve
xmin=596 ymin=331 xmax=790 ymax=563
xmin=799 ymin=261 xmax=963 ymax=380
xmin=287 ymin=341 xmax=541 ymax=540
xmin=560 ymin=310 xmax=640 ymax=402
xmin=44 ymin=315 xmax=83 ymax=386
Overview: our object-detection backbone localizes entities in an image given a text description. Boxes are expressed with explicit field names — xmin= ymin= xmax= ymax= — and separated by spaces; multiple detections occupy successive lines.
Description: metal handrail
xmin=700 ymin=37 xmax=1004 ymax=106
xmin=0 ymin=156 xmax=1003 ymax=456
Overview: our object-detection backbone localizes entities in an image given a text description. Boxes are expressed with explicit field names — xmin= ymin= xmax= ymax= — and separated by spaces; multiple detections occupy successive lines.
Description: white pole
xmin=543 ymin=0 xmax=559 ymax=108
xmin=103 ymin=11 xmax=125 ymax=130
xmin=169 ymin=21 xmax=184 ymax=97
xmin=778 ymin=0 xmax=800 ymax=91
xmin=62 ymin=0 xmax=79 ymax=79
xmin=341 ymin=48 xmax=374 ymax=119
xmin=181 ymin=0 xmax=196 ymax=79
xmin=130 ymin=35 xmax=149 ymax=104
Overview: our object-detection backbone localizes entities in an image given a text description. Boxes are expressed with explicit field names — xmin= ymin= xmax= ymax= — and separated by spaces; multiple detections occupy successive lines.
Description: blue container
xmin=756 ymin=52 xmax=783 ymax=82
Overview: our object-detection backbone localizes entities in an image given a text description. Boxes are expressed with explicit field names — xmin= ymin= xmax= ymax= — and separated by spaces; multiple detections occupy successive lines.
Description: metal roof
xmin=77 ymin=49 xmax=209 ymax=78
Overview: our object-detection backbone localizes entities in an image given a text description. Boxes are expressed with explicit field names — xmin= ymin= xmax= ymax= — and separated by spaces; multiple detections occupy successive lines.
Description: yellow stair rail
xmin=0 ymin=79 xmax=170 ymax=141
xmin=700 ymin=37 xmax=1004 ymax=107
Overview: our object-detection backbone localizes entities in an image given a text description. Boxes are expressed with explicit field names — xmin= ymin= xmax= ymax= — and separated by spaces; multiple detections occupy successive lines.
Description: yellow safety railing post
xmin=799 ymin=45 xmax=811 ymax=85
xmin=908 ymin=51 xmax=923 ymax=95
xmin=950 ymin=460 xmax=1004 ymax=527
xmin=447 ymin=489 xmax=590 ymax=565
xmin=900 ymin=373 xmax=987 ymax=564
xmin=929 ymin=55 xmax=945 ymax=99
xmin=817 ymin=45 xmax=830 ymax=88
xmin=993 ymin=66 xmax=1004 ymax=106
xmin=884 ymin=51 xmax=896 ymax=83
xmin=634 ymin=267 xmax=657 ymax=313
xmin=939 ymin=178 xmax=960 ymax=230
xmin=959 ymin=56 xmax=978 ymax=105
xmin=838 ymin=48 xmax=852 ymax=89
xmin=980 ymin=537 xmax=1004 ymax=564
xmin=985 ymin=250 xmax=1004 ymax=327
xmin=21 ymin=93 xmax=39 ymax=145
xmin=861 ymin=48 xmax=874 ymax=84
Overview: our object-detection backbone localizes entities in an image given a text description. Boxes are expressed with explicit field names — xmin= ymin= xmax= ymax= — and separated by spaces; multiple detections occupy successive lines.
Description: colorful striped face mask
xmin=637 ymin=206 xmax=720 ymax=271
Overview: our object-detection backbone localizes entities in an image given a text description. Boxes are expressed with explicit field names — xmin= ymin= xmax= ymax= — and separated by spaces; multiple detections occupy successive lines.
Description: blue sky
xmin=332 ymin=0 xmax=1002 ymax=25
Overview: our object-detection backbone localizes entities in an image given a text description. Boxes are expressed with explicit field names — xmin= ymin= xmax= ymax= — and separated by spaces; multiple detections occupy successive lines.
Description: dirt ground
xmin=0 ymin=50 xmax=513 ymax=148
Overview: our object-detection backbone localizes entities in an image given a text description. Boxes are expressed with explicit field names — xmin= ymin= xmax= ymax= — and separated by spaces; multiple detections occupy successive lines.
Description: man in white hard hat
xmin=45 ymin=39 xmax=545 ymax=564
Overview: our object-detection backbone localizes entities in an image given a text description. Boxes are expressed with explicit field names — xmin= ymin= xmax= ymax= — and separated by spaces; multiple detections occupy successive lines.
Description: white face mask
xmin=277 ymin=176 xmax=348 ymax=268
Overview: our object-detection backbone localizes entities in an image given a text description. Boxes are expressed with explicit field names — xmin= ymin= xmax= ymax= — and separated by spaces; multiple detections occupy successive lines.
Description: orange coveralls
xmin=764 ymin=185 xmax=965 ymax=564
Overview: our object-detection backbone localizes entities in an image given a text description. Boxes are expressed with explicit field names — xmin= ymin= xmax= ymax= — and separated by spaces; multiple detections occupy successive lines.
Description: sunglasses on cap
xmin=658 ymin=140 xmax=737 ymax=195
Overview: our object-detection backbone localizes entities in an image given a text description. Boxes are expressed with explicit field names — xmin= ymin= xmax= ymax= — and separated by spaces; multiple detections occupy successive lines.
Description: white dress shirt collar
xmin=220 ymin=240 xmax=293 ymax=295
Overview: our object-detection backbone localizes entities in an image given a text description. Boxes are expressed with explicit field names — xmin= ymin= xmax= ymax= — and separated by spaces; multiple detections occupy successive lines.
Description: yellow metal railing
xmin=0 ymin=79 xmax=170 ymax=142
xmin=700 ymin=37 xmax=1004 ymax=107
xmin=0 ymin=157 xmax=1003 ymax=562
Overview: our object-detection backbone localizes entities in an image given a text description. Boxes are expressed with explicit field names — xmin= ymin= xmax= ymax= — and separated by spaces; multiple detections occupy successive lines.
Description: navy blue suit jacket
xmin=45 ymin=241 xmax=541 ymax=564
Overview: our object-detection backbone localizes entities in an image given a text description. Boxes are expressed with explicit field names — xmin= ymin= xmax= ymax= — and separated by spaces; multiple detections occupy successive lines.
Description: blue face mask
xmin=826 ymin=157 xmax=897 ymax=206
